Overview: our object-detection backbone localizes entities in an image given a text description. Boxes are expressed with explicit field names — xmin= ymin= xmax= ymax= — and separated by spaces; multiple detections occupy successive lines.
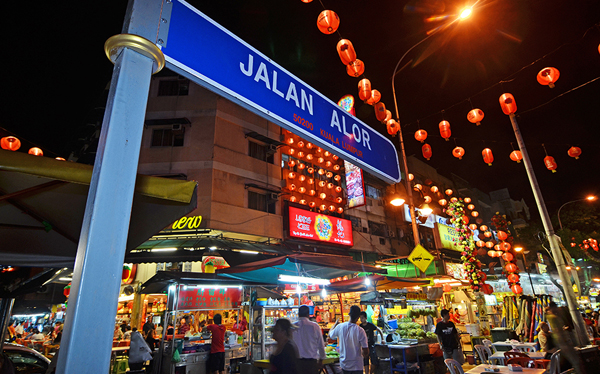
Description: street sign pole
xmin=56 ymin=1 xmax=166 ymax=371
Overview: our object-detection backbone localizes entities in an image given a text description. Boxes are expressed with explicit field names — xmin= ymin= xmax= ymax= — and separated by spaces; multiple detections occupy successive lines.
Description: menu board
xmin=177 ymin=287 xmax=242 ymax=310
xmin=288 ymin=206 xmax=353 ymax=246
xmin=344 ymin=161 xmax=365 ymax=208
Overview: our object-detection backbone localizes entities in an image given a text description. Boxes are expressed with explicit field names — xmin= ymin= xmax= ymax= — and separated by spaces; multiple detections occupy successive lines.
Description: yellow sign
xmin=408 ymin=244 xmax=434 ymax=273
xmin=172 ymin=215 xmax=203 ymax=230
xmin=437 ymin=223 xmax=461 ymax=251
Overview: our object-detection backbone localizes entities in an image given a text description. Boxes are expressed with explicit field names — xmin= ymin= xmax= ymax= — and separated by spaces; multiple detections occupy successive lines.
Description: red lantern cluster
xmin=491 ymin=213 xmax=521 ymax=294
xmin=283 ymin=131 xmax=345 ymax=214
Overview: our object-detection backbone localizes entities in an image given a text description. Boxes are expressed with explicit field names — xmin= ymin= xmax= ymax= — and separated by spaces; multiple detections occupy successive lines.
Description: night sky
xmin=4 ymin=0 xmax=600 ymax=217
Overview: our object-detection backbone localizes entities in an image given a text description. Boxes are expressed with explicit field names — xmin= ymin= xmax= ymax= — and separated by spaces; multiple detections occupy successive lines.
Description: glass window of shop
xmin=249 ymin=140 xmax=275 ymax=163
xmin=248 ymin=190 xmax=276 ymax=214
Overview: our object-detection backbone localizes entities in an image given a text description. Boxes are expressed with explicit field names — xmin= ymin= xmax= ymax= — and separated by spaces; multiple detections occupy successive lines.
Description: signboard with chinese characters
xmin=162 ymin=0 xmax=400 ymax=183
xmin=408 ymin=244 xmax=434 ymax=273
xmin=344 ymin=161 xmax=365 ymax=208
xmin=288 ymin=206 xmax=353 ymax=246
xmin=177 ymin=287 xmax=242 ymax=310
xmin=436 ymin=222 xmax=461 ymax=251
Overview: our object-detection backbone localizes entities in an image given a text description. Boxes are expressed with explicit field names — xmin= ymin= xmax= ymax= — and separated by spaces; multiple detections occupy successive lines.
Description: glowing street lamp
xmin=460 ymin=7 xmax=472 ymax=19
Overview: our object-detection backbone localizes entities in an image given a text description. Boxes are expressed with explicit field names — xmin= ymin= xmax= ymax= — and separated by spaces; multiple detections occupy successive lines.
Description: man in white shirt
xmin=329 ymin=305 xmax=368 ymax=374
xmin=293 ymin=305 xmax=326 ymax=374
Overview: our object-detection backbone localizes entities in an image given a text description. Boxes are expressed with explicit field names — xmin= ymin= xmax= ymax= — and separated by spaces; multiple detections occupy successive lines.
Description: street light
xmin=557 ymin=195 xmax=597 ymax=230
xmin=514 ymin=246 xmax=536 ymax=297
xmin=390 ymin=8 xmax=474 ymax=246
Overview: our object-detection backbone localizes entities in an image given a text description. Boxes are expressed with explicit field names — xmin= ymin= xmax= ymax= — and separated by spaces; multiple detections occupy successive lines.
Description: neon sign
xmin=288 ymin=206 xmax=353 ymax=246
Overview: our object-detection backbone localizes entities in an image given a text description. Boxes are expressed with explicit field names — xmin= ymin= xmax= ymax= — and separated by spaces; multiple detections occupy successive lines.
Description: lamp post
xmin=390 ymin=8 xmax=473 ymax=246
xmin=514 ymin=246 xmax=536 ymax=297
xmin=557 ymin=195 xmax=597 ymax=231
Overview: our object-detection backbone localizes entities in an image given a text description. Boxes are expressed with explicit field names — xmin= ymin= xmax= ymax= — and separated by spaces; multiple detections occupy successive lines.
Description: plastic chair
xmin=482 ymin=339 xmax=496 ymax=353
xmin=534 ymin=359 xmax=551 ymax=368
xmin=506 ymin=357 xmax=535 ymax=368
xmin=504 ymin=350 xmax=530 ymax=360
xmin=474 ymin=344 xmax=497 ymax=365
xmin=513 ymin=344 xmax=536 ymax=353
xmin=444 ymin=358 xmax=465 ymax=374
xmin=547 ymin=350 xmax=561 ymax=374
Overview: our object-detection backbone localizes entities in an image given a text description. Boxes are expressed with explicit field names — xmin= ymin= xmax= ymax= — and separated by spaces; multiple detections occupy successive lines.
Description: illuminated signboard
xmin=177 ymin=287 xmax=242 ymax=310
xmin=171 ymin=215 xmax=203 ymax=230
xmin=344 ymin=161 xmax=365 ymax=208
xmin=445 ymin=263 xmax=467 ymax=280
xmin=437 ymin=221 xmax=461 ymax=251
xmin=288 ymin=206 xmax=353 ymax=246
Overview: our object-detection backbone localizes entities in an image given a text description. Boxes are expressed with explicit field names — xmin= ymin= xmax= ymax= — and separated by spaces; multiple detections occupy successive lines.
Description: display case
xmin=250 ymin=305 xmax=298 ymax=360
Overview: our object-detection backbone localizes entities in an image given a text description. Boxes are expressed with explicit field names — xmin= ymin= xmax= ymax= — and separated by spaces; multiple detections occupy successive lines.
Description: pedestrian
xmin=546 ymin=302 xmax=583 ymax=374
xmin=537 ymin=322 xmax=557 ymax=359
xmin=129 ymin=327 xmax=153 ymax=371
xmin=270 ymin=319 xmax=299 ymax=374
xmin=204 ymin=313 xmax=226 ymax=374
xmin=329 ymin=305 xmax=369 ymax=374
xmin=178 ymin=317 xmax=190 ymax=335
xmin=434 ymin=309 xmax=464 ymax=364
xmin=15 ymin=322 xmax=24 ymax=338
xmin=292 ymin=305 xmax=326 ymax=374
xmin=359 ymin=311 xmax=383 ymax=374
xmin=142 ymin=316 xmax=154 ymax=337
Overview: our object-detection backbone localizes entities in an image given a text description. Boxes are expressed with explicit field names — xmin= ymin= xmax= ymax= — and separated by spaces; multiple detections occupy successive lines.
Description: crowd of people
xmin=268 ymin=305 xmax=382 ymax=374
xmin=5 ymin=320 xmax=63 ymax=345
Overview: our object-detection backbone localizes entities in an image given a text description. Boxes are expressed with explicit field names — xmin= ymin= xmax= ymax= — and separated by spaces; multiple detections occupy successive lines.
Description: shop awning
xmin=216 ymin=253 xmax=386 ymax=284
xmin=324 ymin=274 xmax=430 ymax=293
xmin=0 ymin=149 xmax=197 ymax=268
xmin=140 ymin=270 xmax=270 ymax=294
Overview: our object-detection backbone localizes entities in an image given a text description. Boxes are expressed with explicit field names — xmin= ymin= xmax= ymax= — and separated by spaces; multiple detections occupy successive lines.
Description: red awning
xmin=325 ymin=274 xmax=430 ymax=292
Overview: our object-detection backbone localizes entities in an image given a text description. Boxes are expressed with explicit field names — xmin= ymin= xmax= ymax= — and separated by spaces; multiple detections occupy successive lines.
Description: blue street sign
xmin=162 ymin=0 xmax=400 ymax=183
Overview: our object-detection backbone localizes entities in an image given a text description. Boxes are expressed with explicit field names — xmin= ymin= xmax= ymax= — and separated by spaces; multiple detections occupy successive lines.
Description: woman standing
xmin=269 ymin=319 xmax=299 ymax=374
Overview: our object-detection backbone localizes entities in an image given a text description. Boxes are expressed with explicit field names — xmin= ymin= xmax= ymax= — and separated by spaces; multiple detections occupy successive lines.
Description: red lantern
xmin=346 ymin=59 xmax=364 ymax=77
xmin=506 ymin=263 xmax=518 ymax=272
xmin=537 ymin=67 xmax=560 ymax=88
xmin=501 ymin=242 xmax=512 ymax=251
xmin=511 ymin=284 xmax=523 ymax=294
xmin=28 ymin=147 xmax=43 ymax=156
xmin=467 ymin=109 xmax=484 ymax=126
xmin=462 ymin=215 xmax=469 ymax=224
xmin=510 ymin=150 xmax=523 ymax=163
xmin=480 ymin=225 xmax=488 ymax=231
xmin=424 ymin=196 xmax=432 ymax=203
xmin=499 ymin=93 xmax=517 ymax=115
xmin=422 ymin=143 xmax=432 ymax=160
xmin=445 ymin=189 xmax=453 ymax=196
xmin=317 ymin=10 xmax=340 ymax=34
xmin=438 ymin=199 xmax=447 ymax=206
xmin=365 ymin=89 xmax=381 ymax=105
xmin=439 ymin=120 xmax=451 ymax=141
xmin=386 ymin=119 xmax=400 ymax=136
xmin=374 ymin=102 xmax=387 ymax=122
xmin=487 ymin=250 xmax=496 ymax=257
xmin=482 ymin=148 xmax=494 ymax=166
xmin=443 ymin=284 xmax=452 ymax=292
xmin=308 ymin=201 xmax=316 ymax=208
xmin=502 ymin=252 xmax=514 ymax=262
xmin=1 ymin=136 xmax=21 ymax=151
xmin=567 ymin=146 xmax=582 ymax=160
xmin=467 ymin=204 xmax=475 ymax=210
xmin=415 ymin=130 xmax=428 ymax=143
xmin=497 ymin=231 xmax=508 ymax=241
xmin=301 ymin=0 xmax=313 ymax=3
xmin=482 ymin=283 xmax=494 ymax=295
xmin=431 ymin=186 xmax=439 ymax=193
xmin=464 ymin=197 xmax=471 ymax=203
xmin=478 ymin=271 xmax=487 ymax=281
xmin=383 ymin=110 xmax=392 ymax=123
xmin=485 ymin=241 xmax=494 ymax=248
xmin=469 ymin=224 xmax=478 ymax=231
xmin=336 ymin=39 xmax=356 ymax=65
xmin=471 ymin=211 xmax=479 ymax=217
xmin=452 ymin=147 xmax=465 ymax=160
xmin=337 ymin=207 xmax=344 ymax=214
xmin=358 ymin=79 xmax=371 ymax=102
xmin=544 ymin=156 xmax=558 ymax=173
xmin=484 ymin=231 xmax=492 ymax=238
xmin=476 ymin=240 xmax=485 ymax=248
xmin=507 ymin=274 xmax=520 ymax=283
xmin=63 ymin=282 xmax=71 ymax=298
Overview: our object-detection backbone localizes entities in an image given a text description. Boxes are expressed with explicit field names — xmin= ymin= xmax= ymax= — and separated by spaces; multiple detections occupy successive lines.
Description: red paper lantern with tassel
xmin=365 ymin=89 xmax=381 ymax=105
xmin=415 ymin=130 xmax=428 ymax=143
xmin=452 ymin=147 xmax=465 ymax=160
xmin=544 ymin=156 xmax=558 ymax=173
xmin=386 ymin=119 xmax=399 ymax=136
xmin=467 ymin=109 xmax=484 ymax=126
xmin=346 ymin=59 xmax=364 ymax=77
xmin=1 ymin=136 xmax=21 ymax=151
xmin=336 ymin=39 xmax=356 ymax=65
xmin=358 ymin=79 xmax=371 ymax=102
xmin=422 ymin=143 xmax=432 ymax=160
xmin=537 ymin=67 xmax=560 ymax=88
xmin=317 ymin=10 xmax=340 ymax=34
xmin=499 ymin=93 xmax=517 ymax=115
xmin=482 ymin=148 xmax=494 ymax=166
xmin=567 ymin=146 xmax=581 ymax=159
xmin=439 ymin=120 xmax=451 ymax=141
xmin=510 ymin=150 xmax=523 ymax=163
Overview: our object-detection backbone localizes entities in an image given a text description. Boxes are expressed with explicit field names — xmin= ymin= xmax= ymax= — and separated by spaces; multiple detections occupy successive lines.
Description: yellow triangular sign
xmin=408 ymin=244 xmax=434 ymax=273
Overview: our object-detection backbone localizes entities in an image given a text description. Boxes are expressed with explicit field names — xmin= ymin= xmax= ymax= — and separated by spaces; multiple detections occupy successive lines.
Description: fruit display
xmin=325 ymin=345 xmax=339 ymax=358
xmin=406 ymin=308 xmax=437 ymax=319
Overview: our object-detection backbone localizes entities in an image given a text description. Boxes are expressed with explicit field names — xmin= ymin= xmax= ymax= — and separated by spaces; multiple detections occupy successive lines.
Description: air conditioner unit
xmin=266 ymin=144 xmax=278 ymax=155
xmin=172 ymin=124 xmax=182 ymax=131
xmin=268 ymin=193 xmax=279 ymax=201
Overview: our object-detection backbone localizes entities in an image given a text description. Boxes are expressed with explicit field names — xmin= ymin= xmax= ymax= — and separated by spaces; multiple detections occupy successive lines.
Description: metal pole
xmin=557 ymin=199 xmax=583 ymax=231
xmin=0 ymin=298 xmax=15 ymax=351
xmin=508 ymin=113 xmax=589 ymax=346
xmin=56 ymin=1 xmax=167 ymax=371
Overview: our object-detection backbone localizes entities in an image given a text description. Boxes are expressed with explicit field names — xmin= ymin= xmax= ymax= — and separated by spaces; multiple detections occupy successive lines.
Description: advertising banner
xmin=436 ymin=222 xmax=462 ymax=251
xmin=288 ymin=206 xmax=353 ymax=246
xmin=177 ymin=287 xmax=242 ymax=310
xmin=344 ymin=161 xmax=365 ymax=208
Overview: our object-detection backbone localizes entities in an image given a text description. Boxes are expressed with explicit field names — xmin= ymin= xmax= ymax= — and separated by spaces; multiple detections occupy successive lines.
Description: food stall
xmin=140 ymin=271 xmax=267 ymax=374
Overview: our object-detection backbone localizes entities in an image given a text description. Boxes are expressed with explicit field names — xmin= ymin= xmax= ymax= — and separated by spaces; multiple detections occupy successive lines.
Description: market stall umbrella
xmin=0 ymin=149 xmax=197 ymax=267
xmin=324 ymin=274 xmax=430 ymax=293
xmin=216 ymin=253 xmax=387 ymax=284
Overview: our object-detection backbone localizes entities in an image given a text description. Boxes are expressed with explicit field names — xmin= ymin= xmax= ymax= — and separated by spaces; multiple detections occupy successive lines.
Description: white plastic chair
xmin=482 ymin=338 xmax=496 ymax=353
xmin=512 ymin=344 xmax=536 ymax=353
xmin=444 ymin=358 xmax=465 ymax=374
xmin=547 ymin=350 xmax=561 ymax=374
xmin=474 ymin=344 xmax=501 ymax=365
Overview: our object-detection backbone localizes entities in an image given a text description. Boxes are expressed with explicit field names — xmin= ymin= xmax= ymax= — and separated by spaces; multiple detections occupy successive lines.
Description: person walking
xmin=129 ymin=327 xmax=153 ymax=371
xmin=204 ymin=313 xmax=226 ymax=374
xmin=329 ymin=306 xmax=369 ymax=374
xmin=359 ymin=312 xmax=383 ymax=374
xmin=270 ymin=319 xmax=299 ymax=374
xmin=434 ymin=309 xmax=464 ymax=364
xmin=292 ymin=305 xmax=326 ymax=374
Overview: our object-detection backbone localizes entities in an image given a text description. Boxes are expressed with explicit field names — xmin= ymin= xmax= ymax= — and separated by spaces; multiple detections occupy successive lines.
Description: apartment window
xmin=349 ymin=216 xmax=362 ymax=231
xmin=248 ymin=191 xmax=276 ymax=214
xmin=249 ymin=141 xmax=274 ymax=163
xmin=151 ymin=128 xmax=184 ymax=147
xmin=158 ymin=78 xmax=189 ymax=96
xmin=368 ymin=221 xmax=387 ymax=237
xmin=366 ymin=185 xmax=383 ymax=200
